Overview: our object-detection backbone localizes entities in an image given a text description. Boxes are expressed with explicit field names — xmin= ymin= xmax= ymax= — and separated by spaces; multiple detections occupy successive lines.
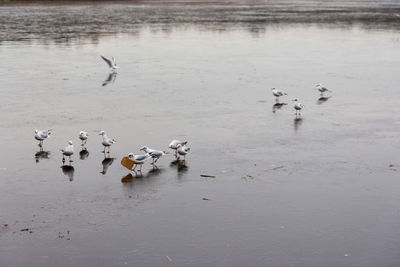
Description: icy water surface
xmin=1 ymin=1 xmax=400 ymax=266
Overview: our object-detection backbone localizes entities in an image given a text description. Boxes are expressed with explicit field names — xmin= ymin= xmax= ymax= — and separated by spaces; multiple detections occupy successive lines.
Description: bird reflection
xmin=102 ymin=72 xmax=117 ymax=86
xmin=101 ymin=156 xmax=114 ymax=175
xmin=79 ymin=148 xmax=89 ymax=160
xmin=272 ymin=103 xmax=287 ymax=113
xmin=61 ymin=165 xmax=74 ymax=182
xmin=146 ymin=167 xmax=163 ymax=178
xmin=35 ymin=150 xmax=50 ymax=163
xmin=170 ymin=159 xmax=189 ymax=175
xmin=294 ymin=117 xmax=303 ymax=132
xmin=317 ymin=96 xmax=331 ymax=105
xmin=121 ymin=173 xmax=135 ymax=183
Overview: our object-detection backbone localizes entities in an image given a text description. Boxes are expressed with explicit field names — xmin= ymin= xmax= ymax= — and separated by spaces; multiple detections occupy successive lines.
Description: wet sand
xmin=1 ymin=1 xmax=400 ymax=266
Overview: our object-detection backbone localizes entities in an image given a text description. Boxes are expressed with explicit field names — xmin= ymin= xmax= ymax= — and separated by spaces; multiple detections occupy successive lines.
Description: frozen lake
xmin=1 ymin=1 xmax=400 ymax=266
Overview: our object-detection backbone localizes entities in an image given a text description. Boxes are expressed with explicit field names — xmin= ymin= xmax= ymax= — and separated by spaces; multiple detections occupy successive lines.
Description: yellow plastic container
xmin=121 ymin=156 xmax=135 ymax=170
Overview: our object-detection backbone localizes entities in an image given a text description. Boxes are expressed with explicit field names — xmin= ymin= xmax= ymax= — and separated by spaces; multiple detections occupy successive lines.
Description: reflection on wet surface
xmin=293 ymin=117 xmax=303 ymax=132
xmin=1 ymin=1 xmax=400 ymax=267
xmin=61 ymin=165 xmax=74 ymax=181
xmin=317 ymin=96 xmax=331 ymax=104
xmin=79 ymin=148 xmax=89 ymax=160
xmin=102 ymin=72 xmax=117 ymax=87
xmin=101 ymin=155 xmax=114 ymax=175
xmin=272 ymin=102 xmax=287 ymax=113
xmin=34 ymin=150 xmax=50 ymax=163
xmin=1 ymin=1 xmax=400 ymax=45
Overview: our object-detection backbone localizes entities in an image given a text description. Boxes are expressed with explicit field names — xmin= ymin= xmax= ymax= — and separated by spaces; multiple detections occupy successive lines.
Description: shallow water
xmin=1 ymin=1 xmax=400 ymax=266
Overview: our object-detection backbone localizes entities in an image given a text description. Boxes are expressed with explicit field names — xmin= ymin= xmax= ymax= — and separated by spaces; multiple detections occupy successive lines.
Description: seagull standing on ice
xmin=79 ymin=131 xmax=89 ymax=147
xmin=140 ymin=146 xmax=166 ymax=166
xmin=100 ymin=56 xmax=119 ymax=72
xmin=99 ymin=131 xmax=116 ymax=154
xmin=271 ymin=88 xmax=287 ymax=103
xmin=176 ymin=144 xmax=190 ymax=161
xmin=293 ymin=99 xmax=304 ymax=117
xmin=34 ymin=129 xmax=52 ymax=148
xmin=128 ymin=153 xmax=152 ymax=172
xmin=61 ymin=141 xmax=74 ymax=163
xmin=169 ymin=140 xmax=188 ymax=157
xmin=316 ymin=84 xmax=331 ymax=96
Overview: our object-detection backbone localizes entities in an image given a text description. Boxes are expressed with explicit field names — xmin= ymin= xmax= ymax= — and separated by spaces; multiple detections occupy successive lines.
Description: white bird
xmin=99 ymin=131 xmax=116 ymax=153
xmin=79 ymin=131 xmax=89 ymax=147
xmin=316 ymin=84 xmax=331 ymax=96
xmin=176 ymin=144 xmax=190 ymax=160
xmin=271 ymin=88 xmax=287 ymax=102
xmin=101 ymin=56 xmax=119 ymax=71
xmin=61 ymin=141 xmax=74 ymax=163
xmin=169 ymin=140 xmax=188 ymax=157
xmin=34 ymin=129 xmax=52 ymax=148
xmin=293 ymin=99 xmax=304 ymax=116
xmin=128 ymin=153 xmax=152 ymax=172
xmin=140 ymin=146 xmax=166 ymax=166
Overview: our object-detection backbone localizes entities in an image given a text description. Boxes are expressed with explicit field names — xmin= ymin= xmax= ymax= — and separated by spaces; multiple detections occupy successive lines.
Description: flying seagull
xmin=100 ymin=56 xmax=119 ymax=71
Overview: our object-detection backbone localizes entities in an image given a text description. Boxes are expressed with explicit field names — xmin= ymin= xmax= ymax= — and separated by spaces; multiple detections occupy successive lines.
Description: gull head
xmin=68 ymin=141 xmax=73 ymax=145
xmin=99 ymin=131 xmax=105 ymax=136
xmin=292 ymin=98 xmax=299 ymax=102
xmin=35 ymin=129 xmax=38 ymax=133
xmin=271 ymin=88 xmax=276 ymax=90
xmin=140 ymin=146 xmax=148 ymax=152
xmin=128 ymin=153 xmax=134 ymax=158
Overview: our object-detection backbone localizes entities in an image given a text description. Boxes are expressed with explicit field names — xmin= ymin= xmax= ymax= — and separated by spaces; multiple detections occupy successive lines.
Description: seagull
xmin=34 ymin=129 xmax=52 ymax=148
xmin=100 ymin=56 xmax=119 ymax=71
xmin=99 ymin=131 xmax=116 ymax=153
xmin=176 ymin=144 xmax=190 ymax=161
xmin=61 ymin=141 xmax=74 ymax=163
xmin=128 ymin=153 xmax=152 ymax=172
xmin=140 ymin=146 xmax=166 ymax=166
xmin=316 ymin=84 xmax=331 ymax=96
xmin=79 ymin=131 xmax=89 ymax=147
xmin=169 ymin=140 xmax=188 ymax=157
xmin=293 ymin=99 xmax=304 ymax=117
xmin=271 ymin=88 xmax=287 ymax=103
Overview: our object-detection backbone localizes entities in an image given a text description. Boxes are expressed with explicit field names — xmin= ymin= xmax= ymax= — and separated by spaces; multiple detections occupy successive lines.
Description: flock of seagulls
xmin=33 ymin=56 xmax=332 ymax=178
xmin=271 ymin=83 xmax=332 ymax=117
xmin=34 ymin=128 xmax=190 ymax=172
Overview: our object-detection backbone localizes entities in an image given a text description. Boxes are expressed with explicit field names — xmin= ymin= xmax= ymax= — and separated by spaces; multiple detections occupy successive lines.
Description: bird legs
xmin=62 ymin=155 xmax=73 ymax=164
xmin=101 ymin=146 xmax=111 ymax=154
xmin=81 ymin=140 xmax=87 ymax=147
xmin=132 ymin=164 xmax=143 ymax=172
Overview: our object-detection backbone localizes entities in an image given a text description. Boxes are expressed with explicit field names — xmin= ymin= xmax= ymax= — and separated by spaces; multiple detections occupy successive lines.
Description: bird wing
xmin=101 ymin=56 xmax=113 ymax=68
xmin=135 ymin=154 xmax=149 ymax=161
xmin=40 ymin=131 xmax=48 ymax=138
